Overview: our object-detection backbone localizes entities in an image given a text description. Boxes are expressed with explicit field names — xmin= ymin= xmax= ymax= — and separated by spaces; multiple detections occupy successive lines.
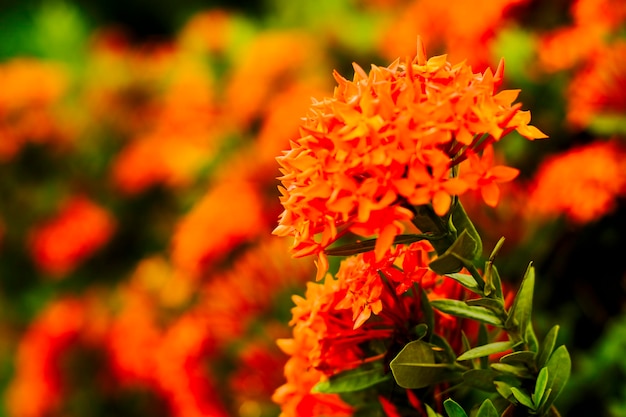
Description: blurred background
xmin=0 ymin=0 xmax=624 ymax=416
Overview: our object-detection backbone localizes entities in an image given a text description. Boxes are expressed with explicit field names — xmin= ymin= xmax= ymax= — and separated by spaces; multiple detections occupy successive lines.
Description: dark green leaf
xmin=450 ymin=201 xmax=483 ymax=261
xmin=431 ymin=299 xmax=503 ymax=327
xmin=312 ymin=363 xmax=390 ymax=393
xmin=476 ymin=399 xmax=499 ymax=417
xmin=462 ymin=369 xmax=499 ymax=392
xmin=324 ymin=233 xmax=442 ymax=256
xmin=429 ymin=230 xmax=479 ymax=275
xmin=510 ymin=387 xmax=536 ymax=410
xmin=443 ymin=398 xmax=469 ymax=417
xmin=540 ymin=346 xmax=571 ymax=413
xmin=457 ymin=341 xmax=514 ymax=361
xmin=505 ymin=263 xmax=535 ymax=342
xmin=499 ymin=351 xmax=535 ymax=368
xmin=537 ymin=325 xmax=559 ymax=369
xmin=413 ymin=323 xmax=429 ymax=340
xmin=390 ymin=340 xmax=458 ymax=389
xmin=484 ymin=238 xmax=505 ymax=298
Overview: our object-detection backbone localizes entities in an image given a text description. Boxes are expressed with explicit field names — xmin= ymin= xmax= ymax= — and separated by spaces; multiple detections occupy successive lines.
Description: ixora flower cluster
xmin=273 ymin=39 xmax=570 ymax=417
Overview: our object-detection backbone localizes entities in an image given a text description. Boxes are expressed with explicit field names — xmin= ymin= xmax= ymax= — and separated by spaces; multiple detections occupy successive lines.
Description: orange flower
xmin=527 ymin=140 xmax=626 ymax=224
xmin=29 ymin=196 xmax=116 ymax=277
xmin=171 ymin=180 xmax=266 ymax=278
xmin=4 ymin=298 xmax=91 ymax=417
xmin=0 ymin=58 xmax=69 ymax=160
xmin=566 ymin=41 xmax=626 ymax=130
xmin=274 ymin=40 xmax=545 ymax=267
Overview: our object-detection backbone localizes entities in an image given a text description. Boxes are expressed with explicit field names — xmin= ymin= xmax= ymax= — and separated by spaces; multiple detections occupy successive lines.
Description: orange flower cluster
xmin=274 ymin=242 xmax=476 ymax=416
xmin=275 ymin=40 xmax=545 ymax=268
xmin=28 ymin=196 xmax=116 ymax=277
xmin=527 ymin=141 xmax=626 ymax=224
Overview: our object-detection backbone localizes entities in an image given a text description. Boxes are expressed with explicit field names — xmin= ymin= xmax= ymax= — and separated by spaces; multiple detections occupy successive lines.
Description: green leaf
xmin=490 ymin=363 xmax=533 ymax=378
xmin=425 ymin=404 xmax=445 ymax=417
xmin=483 ymin=238 xmax=505 ymax=297
xmin=429 ymin=230 xmax=480 ymax=275
xmin=533 ymin=367 xmax=549 ymax=407
xmin=505 ymin=263 xmax=535 ymax=342
xmin=450 ymin=201 xmax=483 ymax=261
xmin=324 ymin=233 xmax=442 ymax=256
xmin=466 ymin=298 xmax=505 ymax=314
xmin=430 ymin=333 xmax=457 ymax=363
xmin=457 ymin=341 xmax=514 ymax=361
xmin=446 ymin=273 xmax=484 ymax=296
xmin=510 ymin=387 xmax=536 ymax=410
xmin=493 ymin=373 xmax=522 ymax=401
xmin=462 ymin=369 xmax=499 ymax=392
xmin=390 ymin=340 xmax=458 ymax=389
xmin=537 ymin=325 xmax=559 ymax=369
xmin=431 ymin=299 xmax=503 ymax=327
xmin=413 ymin=323 xmax=429 ymax=340
xmin=540 ymin=345 xmax=571 ymax=413
xmin=499 ymin=351 xmax=536 ymax=368
xmin=443 ymin=399 xmax=469 ymax=417
xmin=476 ymin=399 xmax=499 ymax=417
xmin=312 ymin=363 xmax=390 ymax=393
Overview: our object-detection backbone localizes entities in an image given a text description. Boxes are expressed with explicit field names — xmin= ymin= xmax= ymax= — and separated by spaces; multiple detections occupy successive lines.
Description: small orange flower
xmin=29 ymin=196 xmax=116 ymax=277
xmin=274 ymin=40 xmax=545 ymax=268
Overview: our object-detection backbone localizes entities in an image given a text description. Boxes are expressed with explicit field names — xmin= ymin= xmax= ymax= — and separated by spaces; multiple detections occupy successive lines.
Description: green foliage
xmin=312 ymin=362 xmax=391 ymax=394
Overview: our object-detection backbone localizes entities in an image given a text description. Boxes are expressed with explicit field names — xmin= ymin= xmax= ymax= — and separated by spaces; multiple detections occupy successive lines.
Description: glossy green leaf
xmin=476 ymin=399 xmax=499 ymax=417
xmin=443 ymin=398 xmax=468 ymax=417
xmin=429 ymin=230 xmax=479 ymax=275
xmin=511 ymin=387 xmax=535 ymax=410
xmin=505 ymin=263 xmax=535 ymax=342
xmin=537 ymin=325 xmax=559 ymax=369
xmin=533 ymin=367 xmax=549 ymax=407
xmin=312 ymin=363 xmax=390 ymax=393
xmin=390 ymin=340 xmax=458 ymax=389
xmin=457 ymin=341 xmax=514 ymax=361
xmin=540 ymin=345 xmax=571 ymax=413
xmin=431 ymin=299 xmax=503 ymax=327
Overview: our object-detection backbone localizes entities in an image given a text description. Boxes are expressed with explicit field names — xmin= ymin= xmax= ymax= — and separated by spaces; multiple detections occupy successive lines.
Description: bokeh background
xmin=0 ymin=0 xmax=624 ymax=416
